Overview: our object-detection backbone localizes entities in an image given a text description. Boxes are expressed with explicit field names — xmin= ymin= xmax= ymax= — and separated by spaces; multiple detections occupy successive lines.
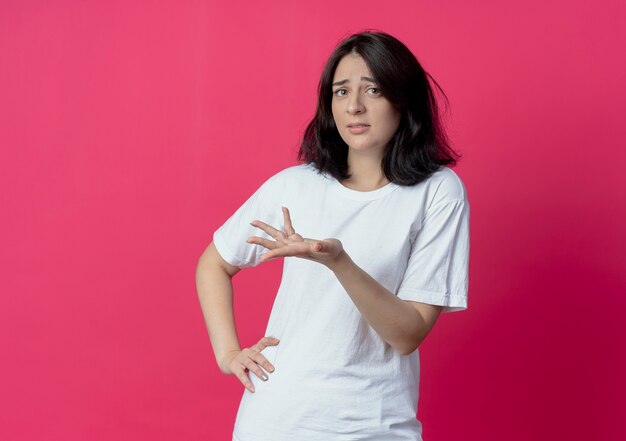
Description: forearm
xmin=195 ymin=257 xmax=241 ymax=372
xmin=327 ymin=251 xmax=427 ymax=355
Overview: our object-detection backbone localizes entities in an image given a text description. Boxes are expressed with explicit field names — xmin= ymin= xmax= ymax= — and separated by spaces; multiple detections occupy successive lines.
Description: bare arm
xmin=327 ymin=251 xmax=442 ymax=355
xmin=195 ymin=241 xmax=279 ymax=392
xmin=248 ymin=207 xmax=442 ymax=356
xmin=195 ymin=241 xmax=241 ymax=372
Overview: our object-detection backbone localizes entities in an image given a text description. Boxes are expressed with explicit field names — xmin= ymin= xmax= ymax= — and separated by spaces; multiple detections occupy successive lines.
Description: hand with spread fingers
xmin=247 ymin=207 xmax=345 ymax=268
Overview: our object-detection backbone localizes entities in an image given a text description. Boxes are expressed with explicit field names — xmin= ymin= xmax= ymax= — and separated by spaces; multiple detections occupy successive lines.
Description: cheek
xmin=382 ymin=112 xmax=401 ymax=137
xmin=391 ymin=114 xmax=401 ymax=134
xmin=331 ymin=102 xmax=341 ymax=123
xmin=390 ymin=109 xmax=402 ymax=132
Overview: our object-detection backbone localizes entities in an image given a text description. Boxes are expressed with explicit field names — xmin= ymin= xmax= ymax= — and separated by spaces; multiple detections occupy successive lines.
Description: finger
xmin=243 ymin=358 xmax=269 ymax=381
xmin=246 ymin=236 xmax=278 ymax=250
xmin=257 ymin=336 xmax=280 ymax=350
xmin=262 ymin=336 xmax=281 ymax=345
xmin=234 ymin=366 xmax=255 ymax=393
xmin=311 ymin=240 xmax=323 ymax=252
xmin=252 ymin=336 xmax=280 ymax=352
xmin=250 ymin=220 xmax=286 ymax=240
xmin=251 ymin=352 xmax=275 ymax=373
xmin=282 ymin=207 xmax=296 ymax=236
xmin=260 ymin=242 xmax=311 ymax=262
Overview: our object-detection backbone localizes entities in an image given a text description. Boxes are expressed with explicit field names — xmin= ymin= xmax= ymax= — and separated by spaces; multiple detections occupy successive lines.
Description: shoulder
xmin=256 ymin=163 xmax=326 ymax=194
xmin=396 ymin=166 xmax=468 ymax=209
xmin=264 ymin=163 xmax=327 ymax=187
xmin=425 ymin=166 xmax=468 ymax=205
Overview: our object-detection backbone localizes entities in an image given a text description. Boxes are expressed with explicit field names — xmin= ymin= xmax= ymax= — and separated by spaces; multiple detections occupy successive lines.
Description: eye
xmin=366 ymin=87 xmax=381 ymax=96
xmin=333 ymin=89 xmax=347 ymax=97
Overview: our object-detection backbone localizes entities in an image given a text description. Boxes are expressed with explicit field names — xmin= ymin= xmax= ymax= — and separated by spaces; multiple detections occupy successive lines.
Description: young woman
xmin=196 ymin=31 xmax=470 ymax=441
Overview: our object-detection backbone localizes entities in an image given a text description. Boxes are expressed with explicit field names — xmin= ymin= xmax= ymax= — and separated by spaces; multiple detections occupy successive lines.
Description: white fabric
xmin=213 ymin=163 xmax=470 ymax=441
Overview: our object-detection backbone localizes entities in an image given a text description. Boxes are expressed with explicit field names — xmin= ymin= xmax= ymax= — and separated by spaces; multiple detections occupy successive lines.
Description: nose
xmin=346 ymin=93 xmax=365 ymax=115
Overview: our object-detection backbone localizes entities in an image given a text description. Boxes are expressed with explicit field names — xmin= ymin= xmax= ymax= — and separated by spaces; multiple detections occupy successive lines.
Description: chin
xmin=345 ymin=139 xmax=381 ymax=150
xmin=348 ymin=146 xmax=385 ymax=156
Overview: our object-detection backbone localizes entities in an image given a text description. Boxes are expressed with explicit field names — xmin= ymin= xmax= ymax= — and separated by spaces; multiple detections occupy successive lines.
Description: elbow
xmin=393 ymin=334 xmax=426 ymax=356
xmin=395 ymin=343 xmax=418 ymax=356
xmin=392 ymin=303 xmax=441 ymax=355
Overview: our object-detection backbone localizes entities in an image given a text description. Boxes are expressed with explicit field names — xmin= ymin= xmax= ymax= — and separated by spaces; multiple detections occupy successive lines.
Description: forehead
xmin=332 ymin=53 xmax=372 ymax=81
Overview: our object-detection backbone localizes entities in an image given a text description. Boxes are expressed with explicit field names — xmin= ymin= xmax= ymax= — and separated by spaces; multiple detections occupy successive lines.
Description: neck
xmin=342 ymin=150 xmax=389 ymax=191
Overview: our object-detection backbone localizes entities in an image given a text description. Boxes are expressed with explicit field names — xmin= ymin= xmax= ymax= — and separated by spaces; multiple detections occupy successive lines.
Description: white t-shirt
xmin=213 ymin=163 xmax=470 ymax=441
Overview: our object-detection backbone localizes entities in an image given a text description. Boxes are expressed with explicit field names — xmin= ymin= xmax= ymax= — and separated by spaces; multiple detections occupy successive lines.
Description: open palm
xmin=247 ymin=207 xmax=344 ymax=267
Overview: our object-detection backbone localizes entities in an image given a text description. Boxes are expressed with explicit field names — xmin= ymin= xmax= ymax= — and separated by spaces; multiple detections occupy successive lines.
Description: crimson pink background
xmin=1 ymin=1 xmax=625 ymax=440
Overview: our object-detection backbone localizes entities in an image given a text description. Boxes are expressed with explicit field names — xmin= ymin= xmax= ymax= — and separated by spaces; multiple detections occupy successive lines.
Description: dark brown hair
xmin=298 ymin=30 xmax=460 ymax=186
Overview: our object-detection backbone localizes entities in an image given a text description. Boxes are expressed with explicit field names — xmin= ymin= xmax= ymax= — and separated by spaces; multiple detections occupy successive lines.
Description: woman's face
xmin=331 ymin=53 xmax=401 ymax=156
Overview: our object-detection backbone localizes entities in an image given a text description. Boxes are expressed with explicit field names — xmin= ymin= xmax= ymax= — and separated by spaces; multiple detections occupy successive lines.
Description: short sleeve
xmin=212 ymin=176 xmax=283 ymax=269
xmin=396 ymin=198 xmax=470 ymax=313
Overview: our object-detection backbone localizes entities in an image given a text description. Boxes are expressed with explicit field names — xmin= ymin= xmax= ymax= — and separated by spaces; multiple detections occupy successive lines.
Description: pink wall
xmin=1 ymin=1 xmax=625 ymax=440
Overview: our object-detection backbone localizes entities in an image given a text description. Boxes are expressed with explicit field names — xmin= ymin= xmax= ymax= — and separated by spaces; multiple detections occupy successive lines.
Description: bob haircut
xmin=298 ymin=31 xmax=460 ymax=186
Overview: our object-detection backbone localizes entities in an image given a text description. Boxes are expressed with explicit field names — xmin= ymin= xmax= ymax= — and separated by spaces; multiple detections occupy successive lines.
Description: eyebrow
xmin=332 ymin=76 xmax=377 ymax=87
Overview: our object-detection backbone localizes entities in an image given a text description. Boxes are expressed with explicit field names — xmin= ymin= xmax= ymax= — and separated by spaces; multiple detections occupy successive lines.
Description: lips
xmin=346 ymin=122 xmax=370 ymax=134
